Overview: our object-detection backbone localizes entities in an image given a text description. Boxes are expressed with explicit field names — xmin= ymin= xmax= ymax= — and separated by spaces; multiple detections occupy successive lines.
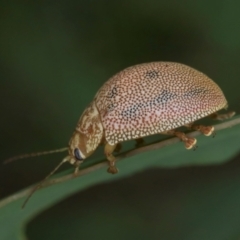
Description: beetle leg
xmin=185 ymin=123 xmax=215 ymax=136
xmin=185 ymin=110 xmax=235 ymax=136
xmin=209 ymin=111 xmax=235 ymax=121
xmin=104 ymin=143 xmax=118 ymax=174
xmin=102 ymin=138 xmax=121 ymax=153
xmin=135 ymin=138 xmax=145 ymax=147
xmin=163 ymin=130 xmax=197 ymax=150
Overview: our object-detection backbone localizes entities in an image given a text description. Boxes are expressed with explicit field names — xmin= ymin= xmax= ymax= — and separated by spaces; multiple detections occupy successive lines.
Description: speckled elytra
xmin=6 ymin=62 xmax=235 ymax=207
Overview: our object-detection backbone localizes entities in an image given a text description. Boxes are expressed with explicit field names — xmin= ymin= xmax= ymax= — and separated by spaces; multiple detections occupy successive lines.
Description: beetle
xmin=6 ymin=61 xmax=235 ymax=207
xmin=68 ymin=62 xmax=234 ymax=174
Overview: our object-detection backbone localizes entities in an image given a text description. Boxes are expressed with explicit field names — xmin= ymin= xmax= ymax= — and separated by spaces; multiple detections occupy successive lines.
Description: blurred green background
xmin=0 ymin=0 xmax=240 ymax=239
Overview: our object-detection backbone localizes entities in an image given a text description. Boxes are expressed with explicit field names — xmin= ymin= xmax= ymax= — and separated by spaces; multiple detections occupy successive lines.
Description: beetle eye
xmin=74 ymin=148 xmax=83 ymax=160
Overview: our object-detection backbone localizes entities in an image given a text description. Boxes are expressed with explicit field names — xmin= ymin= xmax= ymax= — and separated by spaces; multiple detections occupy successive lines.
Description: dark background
xmin=1 ymin=1 xmax=240 ymax=239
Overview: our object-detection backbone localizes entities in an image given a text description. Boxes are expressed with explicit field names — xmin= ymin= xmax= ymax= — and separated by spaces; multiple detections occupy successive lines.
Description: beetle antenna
xmin=22 ymin=156 xmax=70 ymax=208
xmin=4 ymin=147 xmax=69 ymax=164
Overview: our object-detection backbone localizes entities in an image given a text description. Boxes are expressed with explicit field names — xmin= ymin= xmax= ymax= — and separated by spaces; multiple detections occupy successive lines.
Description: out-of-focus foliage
xmin=0 ymin=125 xmax=240 ymax=240
xmin=0 ymin=0 xmax=239 ymax=239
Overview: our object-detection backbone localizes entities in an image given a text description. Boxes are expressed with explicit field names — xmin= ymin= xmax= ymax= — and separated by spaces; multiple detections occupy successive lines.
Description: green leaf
xmin=0 ymin=120 xmax=240 ymax=240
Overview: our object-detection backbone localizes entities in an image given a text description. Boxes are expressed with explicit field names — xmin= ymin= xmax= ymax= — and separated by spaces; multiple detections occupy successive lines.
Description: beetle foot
xmin=185 ymin=124 xmax=215 ymax=137
xmin=210 ymin=111 xmax=235 ymax=121
xmin=164 ymin=130 xmax=197 ymax=150
xmin=184 ymin=137 xmax=197 ymax=150
xmin=201 ymin=126 xmax=214 ymax=136
xmin=195 ymin=125 xmax=214 ymax=136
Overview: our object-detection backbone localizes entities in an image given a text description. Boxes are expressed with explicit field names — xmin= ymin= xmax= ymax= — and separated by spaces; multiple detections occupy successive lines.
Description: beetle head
xmin=67 ymin=131 xmax=92 ymax=166
xmin=67 ymin=101 xmax=104 ymax=168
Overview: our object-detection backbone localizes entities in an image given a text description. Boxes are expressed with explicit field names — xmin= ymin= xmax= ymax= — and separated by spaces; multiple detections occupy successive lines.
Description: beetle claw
xmin=212 ymin=131 xmax=216 ymax=138
xmin=193 ymin=145 xmax=198 ymax=151
xmin=107 ymin=166 xmax=119 ymax=174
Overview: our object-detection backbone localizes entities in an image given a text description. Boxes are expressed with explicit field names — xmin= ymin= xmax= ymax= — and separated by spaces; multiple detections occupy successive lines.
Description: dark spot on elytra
xmin=121 ymin=103 xmax=142 ymax=119
xmin=152 ymin=90 xmax=177 ymax=105
xmin=121 ymin=90 xmax=177 ymax=119
xmin=107 ymin=86 xmax=118 ymax=98
xmin=107 ymin=102 xmax=118 ymax=112
xmin=184 ymin=87 xmax=209 ymax=98
xmin=145 ymin=70 xmax=159 ymax=79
